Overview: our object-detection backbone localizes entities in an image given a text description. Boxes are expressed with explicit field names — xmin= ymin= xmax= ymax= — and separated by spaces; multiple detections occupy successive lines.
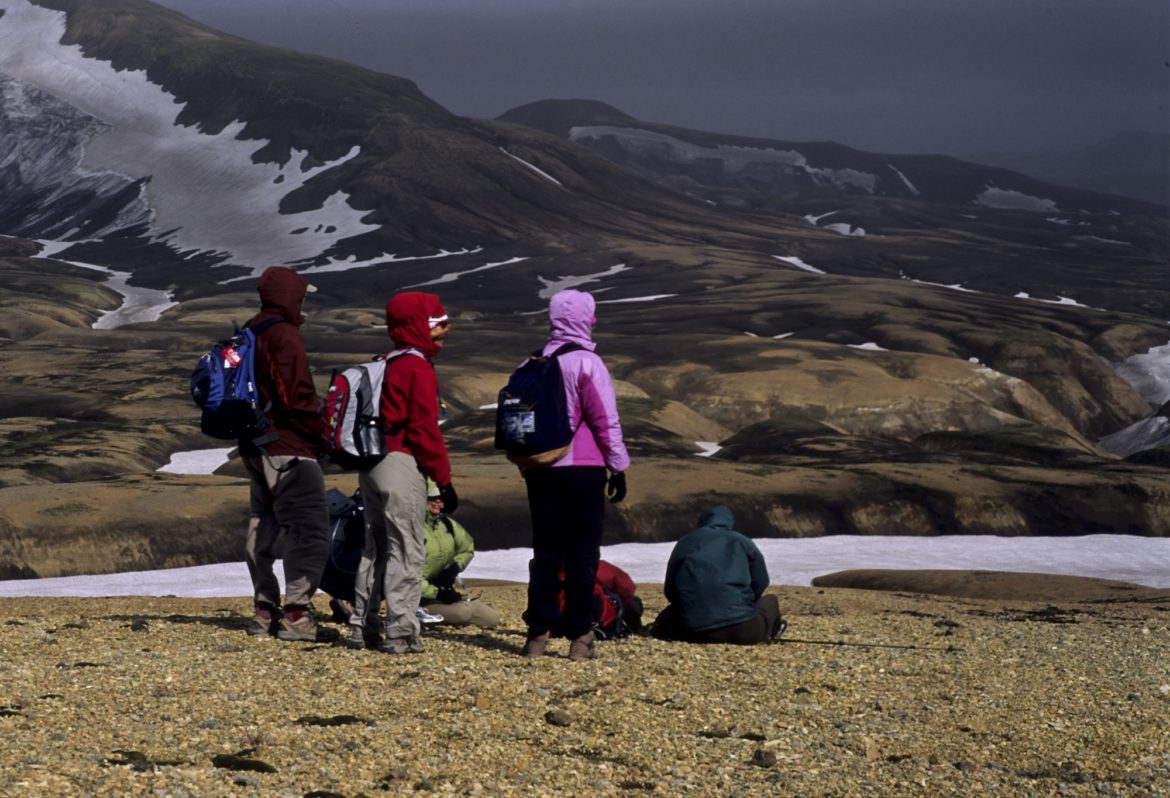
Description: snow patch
xmin=0 ymin=0 xmax=377 ymax=272
xmin=977 ymin=187 xmax=1059 ymax=213
xmin=694 ymin=442 xmax=722 ymax=457
xmin=2 ymin=534 xmax=1167 ymax=596
xmin=571 ymin=125 xmax=877 ymax=192
xmin=848 ymin=342 xmax=887 ymax=351
xmin=405 ymin=256 xmax=528 ymax=288
xmin=537 ymin=263 xmax=628 ymax=299
xmin=293 ymin=247 xmax=483 ymax=279
xmin=773 ymin=255 xmax=825 ymax=274
xmin=157 ymin=448 xmax=235 ymax=476
xmin=822 ymin=222 xmax=865 ymax=237
xmin=1111 ymin=340 xmax=1170 ymax=407
xmin=886 ymin=164 xmax=920 ymax=195
xmin=597 ymin=294 xmax=677 ymax=304
xmin=499 ymin=147 xmax=563 ymax=187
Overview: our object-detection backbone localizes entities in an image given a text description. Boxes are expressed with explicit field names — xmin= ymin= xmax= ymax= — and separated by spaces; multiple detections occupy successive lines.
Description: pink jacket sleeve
xmin=562 ymin=351 xmax=631 ymax=472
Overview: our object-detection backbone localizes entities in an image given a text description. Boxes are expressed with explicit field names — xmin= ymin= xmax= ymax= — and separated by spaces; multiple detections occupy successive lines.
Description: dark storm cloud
xmin=153 ymin=0 xmax=1167 ymax=155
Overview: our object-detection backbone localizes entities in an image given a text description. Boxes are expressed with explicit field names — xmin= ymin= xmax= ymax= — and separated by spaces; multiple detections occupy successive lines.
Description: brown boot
xmin=568 ymin=631 xmax=596 ymax=661
xmin=522 ymin=631 xmax=549 ymax=658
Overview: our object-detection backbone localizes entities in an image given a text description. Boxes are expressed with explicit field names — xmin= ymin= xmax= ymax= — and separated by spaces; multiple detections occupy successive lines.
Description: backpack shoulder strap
xmin=244 ymin=317 xmax=290 ymax=336
xmin=383 ymin=347 xmax=428 ymax=364
xmin=529 ymin=342 xmax=585 ymax=361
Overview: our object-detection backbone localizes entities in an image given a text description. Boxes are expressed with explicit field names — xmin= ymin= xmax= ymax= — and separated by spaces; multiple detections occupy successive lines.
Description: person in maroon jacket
xmin=241 ymin=266 xmax=337 ymax=643
xmin=346 ymin=291 xmax=458 ymax=654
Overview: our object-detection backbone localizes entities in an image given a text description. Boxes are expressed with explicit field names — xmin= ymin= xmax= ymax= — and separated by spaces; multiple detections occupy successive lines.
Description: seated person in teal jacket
xmin=651 ymin=506 xmax=785 ymax=644
xmin=420 ymin=480 xmax=500 ymax=627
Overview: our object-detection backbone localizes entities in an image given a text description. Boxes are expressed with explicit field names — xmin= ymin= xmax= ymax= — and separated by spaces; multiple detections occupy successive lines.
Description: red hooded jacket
xmin=557 ymin=560 xmax=637 ymax=632
xmin=379 ymin=292 xmax=452 ymax=487
xmin=241 ymin=266 xmax=323 ymax=458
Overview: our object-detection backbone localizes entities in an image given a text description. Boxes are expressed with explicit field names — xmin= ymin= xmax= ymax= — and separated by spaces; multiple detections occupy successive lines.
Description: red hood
xmin=257 ymin=266 xmax=312 ymax=325
xmin=385 ymin=291 xmax=446 ymax=356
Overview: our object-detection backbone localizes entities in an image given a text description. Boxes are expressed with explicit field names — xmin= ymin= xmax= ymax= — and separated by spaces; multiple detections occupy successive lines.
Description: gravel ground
xmin=0 ymin=580 xmax=1167 ymax=797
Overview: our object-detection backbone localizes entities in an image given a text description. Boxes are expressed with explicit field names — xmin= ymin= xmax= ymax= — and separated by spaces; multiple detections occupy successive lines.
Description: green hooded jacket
xmin=421 ymin=512 xmax=475 ymax=601
xmin=663 ymin=506 xmax=770 ymax=632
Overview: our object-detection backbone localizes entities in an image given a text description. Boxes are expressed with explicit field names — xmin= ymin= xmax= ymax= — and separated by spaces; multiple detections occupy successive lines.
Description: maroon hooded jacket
xmin=241 ymin=266 xmax=323 ymax=458
xmin=379 ymin=292 xmax=452 ymax=487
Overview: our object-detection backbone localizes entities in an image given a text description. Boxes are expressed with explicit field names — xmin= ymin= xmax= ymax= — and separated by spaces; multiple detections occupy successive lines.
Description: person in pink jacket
xmin=520 ymin=289 xmax=630 ymax=661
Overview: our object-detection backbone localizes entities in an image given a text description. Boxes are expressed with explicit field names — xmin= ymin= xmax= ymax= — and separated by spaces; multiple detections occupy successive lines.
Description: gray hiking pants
xmin=244 ymin=454 xmax=330 ymax=610
xmin=354 ymin=452 xmax=427 ymax=639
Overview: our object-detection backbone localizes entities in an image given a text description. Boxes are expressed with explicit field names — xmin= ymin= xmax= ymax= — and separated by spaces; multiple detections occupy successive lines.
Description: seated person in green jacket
xmin=651 ymin=505 xmax=785 ymax=644
xmin=420 ymin=480 xmax=500 ymax=627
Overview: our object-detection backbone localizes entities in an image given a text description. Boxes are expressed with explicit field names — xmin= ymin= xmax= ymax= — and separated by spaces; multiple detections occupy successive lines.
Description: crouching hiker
xmin=347 ymin=292 xmax=458 ymax=655
xmin=242 ymin=266 xmax=337 ymax=643
xmin=550 ymin=559 xmax=643 ymax=642
xmin=651 ymin=506 xmax=785 ymax=645
xmin=419 ymin=480 xmax=500 ymax=628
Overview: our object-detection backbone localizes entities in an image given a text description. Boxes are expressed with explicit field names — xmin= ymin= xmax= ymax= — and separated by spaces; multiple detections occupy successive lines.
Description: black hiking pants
xmin=522 ymin=465 xmax=607 ymax=640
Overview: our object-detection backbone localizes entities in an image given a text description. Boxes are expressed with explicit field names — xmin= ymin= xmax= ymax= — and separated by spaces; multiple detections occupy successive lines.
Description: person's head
xmin=258 ymin=266 xmax=316 ymax=324
xmin=548 ymin=289 xmax=597 ymax=345
xmin=696 ymin=505 xmax=735 ymax=531
xmin=385 ymin=291 xmax=450 ymax=356
xmin=426 ymin=478 xmax=443 ymax=515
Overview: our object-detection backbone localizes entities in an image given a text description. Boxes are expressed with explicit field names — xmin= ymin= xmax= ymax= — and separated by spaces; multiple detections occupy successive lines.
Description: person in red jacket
xmin=551 ymin=560 xmax=643 ymax=641
xmin=346 ymin=291 xmax=458 ymax=655
xmin=241 ymin=266 xmax=336 ymax=643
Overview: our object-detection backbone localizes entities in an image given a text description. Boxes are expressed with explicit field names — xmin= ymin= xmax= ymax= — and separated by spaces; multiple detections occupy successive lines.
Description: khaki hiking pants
xmin=244 ymin=454 xmax=330 ymax=610
xmin=354 ymin=452 xmax=427 ymax=640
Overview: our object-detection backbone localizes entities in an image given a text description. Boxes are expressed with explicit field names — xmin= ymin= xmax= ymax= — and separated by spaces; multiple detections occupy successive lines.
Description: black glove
xmin=437 ymin=586 xmax=464 ymax=604
xmin=435 ymin=564 xmax=461 ymax=586
xmin=438 ymin=482 xmax=458 ymax=514
xmin=606 ymin=470 xmax=627 ymax=504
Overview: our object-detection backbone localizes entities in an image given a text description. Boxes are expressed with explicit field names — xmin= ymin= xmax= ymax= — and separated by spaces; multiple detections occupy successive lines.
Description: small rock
xmin=955 ymin=761 xmax=978 ymax=773
xmin=751 ymin=749 xmax=777 ymax=768
xmin=544 ymin=709 xmax=572 ymax=727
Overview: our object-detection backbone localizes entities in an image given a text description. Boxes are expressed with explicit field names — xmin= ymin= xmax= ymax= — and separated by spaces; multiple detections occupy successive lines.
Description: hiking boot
xmin=568 ymin=631 xmax=596 ymax=661
xmin=246 ymin=605 xmax=279 ymax=637
xmin=276 ymin=608 xmax=339 ymax=643
xmin=328 ymin=597 xmax=354 ymax=624
xmin=379 ymin=635 xmax=424 ymax=655
xmin=772 ymin=619 xmax=789 ymax=642
xmin=522 ymin=631 xmax=550 ymax=659
xmin=344 ymin=624 xmax=367 ymax=650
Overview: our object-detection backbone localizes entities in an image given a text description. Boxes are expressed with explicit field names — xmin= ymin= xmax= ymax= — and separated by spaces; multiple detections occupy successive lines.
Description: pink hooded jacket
xmin=540 ymin=290 xmax=630 ymax=472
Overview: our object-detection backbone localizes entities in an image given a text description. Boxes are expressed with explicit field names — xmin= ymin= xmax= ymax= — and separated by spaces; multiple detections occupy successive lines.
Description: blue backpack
xmin=190 ymin=317 xmax=287 ymax=448
xmin=494 ymin=343 xmax=583 ymax=467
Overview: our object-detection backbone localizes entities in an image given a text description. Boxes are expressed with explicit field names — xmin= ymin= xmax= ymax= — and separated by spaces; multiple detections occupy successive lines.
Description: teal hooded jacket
xmin=663 ymin=506 xmax=770 ymax=632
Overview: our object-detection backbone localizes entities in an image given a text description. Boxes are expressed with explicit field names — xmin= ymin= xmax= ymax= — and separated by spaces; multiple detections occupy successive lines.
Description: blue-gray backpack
xmin=494 ymin=343 xmax=583 ymax=468
xmin=189 ymin=317 xmax=287 ymax=448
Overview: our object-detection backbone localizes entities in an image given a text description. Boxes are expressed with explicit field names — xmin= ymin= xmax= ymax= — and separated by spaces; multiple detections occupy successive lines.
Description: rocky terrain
xmin=3 ymin=0 xmax=1170 ymax=579
xmin=0 ymin=572 xmax=1166 ymax=797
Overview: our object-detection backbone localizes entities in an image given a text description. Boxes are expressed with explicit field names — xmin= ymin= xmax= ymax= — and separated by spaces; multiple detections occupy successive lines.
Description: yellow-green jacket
xmin=421 ymin=513 xmax=475 ymax=601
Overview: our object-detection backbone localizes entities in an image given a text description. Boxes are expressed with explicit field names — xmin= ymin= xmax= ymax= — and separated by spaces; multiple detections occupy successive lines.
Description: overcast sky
xmin=152 ymin=0 xmax=1167 ymax=156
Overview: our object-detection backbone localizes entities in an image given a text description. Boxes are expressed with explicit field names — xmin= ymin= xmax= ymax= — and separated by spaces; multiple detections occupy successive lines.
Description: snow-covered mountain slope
xmin=501 ymin=99 xmax=1161 ymax=215
xmin=0 ymin=0 xmax=755 ymax=284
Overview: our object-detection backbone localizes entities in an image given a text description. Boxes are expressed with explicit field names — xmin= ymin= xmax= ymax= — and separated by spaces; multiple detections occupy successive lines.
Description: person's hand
xmin=438 ymin=482 xmax=458 ymax=514
xmin=437 ymin=586 xmax=464 ymax=604
xmin=606 ymin=470 xmax=627 ymax=504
